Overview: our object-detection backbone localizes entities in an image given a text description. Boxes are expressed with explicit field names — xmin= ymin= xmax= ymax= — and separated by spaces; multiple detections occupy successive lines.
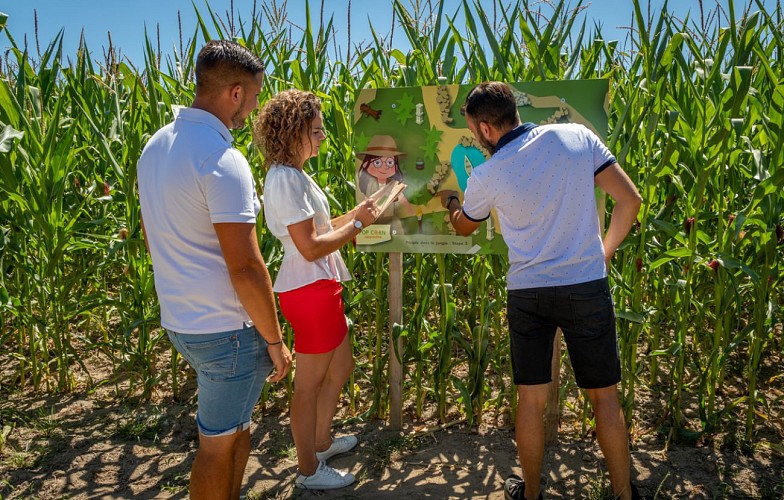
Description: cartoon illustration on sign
xmin=353 ymin=80 xmax=610 ymax=254
xmin=356 ymin=135 xmax=416 ymax=223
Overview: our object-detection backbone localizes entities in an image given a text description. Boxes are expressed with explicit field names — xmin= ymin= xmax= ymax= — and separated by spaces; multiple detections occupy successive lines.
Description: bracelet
xmin=447 ymin=195 xmax=460 ymax=209
xmin=267 ymin=339 xmax=283 ymax=346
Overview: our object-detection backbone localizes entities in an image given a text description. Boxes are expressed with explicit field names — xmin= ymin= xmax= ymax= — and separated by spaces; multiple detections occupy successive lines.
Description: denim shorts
xmin=507 ymin=277 xmax=621 ymax=389
xmin=167 ymin=324 xmax=274 ymax=436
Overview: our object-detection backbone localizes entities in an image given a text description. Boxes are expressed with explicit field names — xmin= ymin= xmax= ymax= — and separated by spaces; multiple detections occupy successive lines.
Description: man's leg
xmin=506 ymin=287 xmax=558 ymax=499
xmin=168 ymin=327 xmax=270 ymax=500
xmin=516 ymin=383 xmax=550 ymax=500
xmin=585 ymin=385 xmax=631 ymax=500
xmin=559 ymin=278 xmax=631 ymax=499
xmin=231 ymin=428 xmax=251 ymax=499
xmin=190 ymin=430 xmax=243 ymax=500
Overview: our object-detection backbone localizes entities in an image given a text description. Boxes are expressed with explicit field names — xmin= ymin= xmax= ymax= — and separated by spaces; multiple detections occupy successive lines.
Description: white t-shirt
xmin=262 ymin=165 xmax=352 ymax=292
xmin=137 ymin=108 xmax=261 ymax=334
xmin=462 ymin=123 xmax=616 ymax=290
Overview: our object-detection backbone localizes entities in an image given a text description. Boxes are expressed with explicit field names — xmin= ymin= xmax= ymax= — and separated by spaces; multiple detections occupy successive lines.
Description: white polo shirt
xmin=462 ymin=123 xmax=616 ymax=290
xmin=262 ymin=164 xmax=352 ymax=293
xmin=137 ymin=108 xmax=261 ymax=334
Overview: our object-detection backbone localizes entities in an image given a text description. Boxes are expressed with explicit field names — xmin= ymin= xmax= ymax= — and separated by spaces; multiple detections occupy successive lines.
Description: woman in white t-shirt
xmin=254 ymin=90 xmax=378 ymax=490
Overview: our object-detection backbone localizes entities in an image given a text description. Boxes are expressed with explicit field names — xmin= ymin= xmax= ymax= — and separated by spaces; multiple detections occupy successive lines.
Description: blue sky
xmin=0 ymin=1 xmax=778 ymax=66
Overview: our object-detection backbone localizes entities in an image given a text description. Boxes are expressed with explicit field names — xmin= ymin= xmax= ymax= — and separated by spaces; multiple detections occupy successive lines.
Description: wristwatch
xmin=353 ymin=219 xmax=364 ymax=230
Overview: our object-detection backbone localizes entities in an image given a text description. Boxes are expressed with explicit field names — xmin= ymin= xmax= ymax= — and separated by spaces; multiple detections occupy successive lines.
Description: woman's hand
xmin=354 ymin=198 xmax=380 ymax=227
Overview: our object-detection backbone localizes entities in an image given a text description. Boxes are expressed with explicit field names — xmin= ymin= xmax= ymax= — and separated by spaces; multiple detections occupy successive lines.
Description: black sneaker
xmin=504 ymin=474 xmax=543 ymax=500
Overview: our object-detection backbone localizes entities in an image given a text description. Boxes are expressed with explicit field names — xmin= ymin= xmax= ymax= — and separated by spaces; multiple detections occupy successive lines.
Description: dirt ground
xmin=1 ymin=350 xmax=782 ymax=499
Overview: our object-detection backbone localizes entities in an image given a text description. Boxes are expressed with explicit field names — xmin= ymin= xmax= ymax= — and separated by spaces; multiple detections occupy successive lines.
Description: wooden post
xmin=544 ymin=330 xmax=562 ymax=445
xmin=388 ymin=252 xmax=404 ymax=430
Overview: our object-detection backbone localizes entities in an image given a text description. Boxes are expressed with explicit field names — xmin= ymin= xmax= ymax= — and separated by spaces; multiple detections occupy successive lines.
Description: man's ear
xmin=229 ymin=84 xmax=243 ymax=103
xmin=479 ymin=121 xmax=493 ymax=139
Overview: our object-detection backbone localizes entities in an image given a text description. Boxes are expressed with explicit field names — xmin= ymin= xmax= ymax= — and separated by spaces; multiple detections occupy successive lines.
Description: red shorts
xmin=278 ymin=280 xmax=348 ymax=354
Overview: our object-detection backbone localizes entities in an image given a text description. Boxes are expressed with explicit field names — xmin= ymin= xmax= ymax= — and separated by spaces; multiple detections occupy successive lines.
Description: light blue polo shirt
xmin=462 ymin=123 xmax=616 ymax=290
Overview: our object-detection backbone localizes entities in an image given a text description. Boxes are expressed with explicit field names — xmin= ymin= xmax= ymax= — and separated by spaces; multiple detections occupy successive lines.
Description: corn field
xmin=0 ymin=0 xmax=782 ymax=446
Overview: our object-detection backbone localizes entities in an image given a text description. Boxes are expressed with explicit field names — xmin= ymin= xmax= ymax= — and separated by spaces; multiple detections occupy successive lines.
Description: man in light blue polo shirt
xmin=441 ymin=82 xmax=642 ymax=500
xmin=138 ymin=41 xmax=292 ymax=499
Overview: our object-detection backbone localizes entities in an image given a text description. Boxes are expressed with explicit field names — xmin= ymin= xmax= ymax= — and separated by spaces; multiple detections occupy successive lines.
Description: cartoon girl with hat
xmin=357 ymin=135 xmax=414 ymax=222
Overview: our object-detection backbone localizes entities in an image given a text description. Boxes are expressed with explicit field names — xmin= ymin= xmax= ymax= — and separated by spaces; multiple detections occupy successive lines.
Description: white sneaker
xmin=315 ymin=435 xmax=358 ymax=462
xmin=295 ymin=461 xmax=355 ymax=490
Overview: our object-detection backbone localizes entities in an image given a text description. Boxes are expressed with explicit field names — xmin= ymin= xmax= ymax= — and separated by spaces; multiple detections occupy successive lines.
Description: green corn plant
xmin=0 ymin=0 xmax=781 ymax=444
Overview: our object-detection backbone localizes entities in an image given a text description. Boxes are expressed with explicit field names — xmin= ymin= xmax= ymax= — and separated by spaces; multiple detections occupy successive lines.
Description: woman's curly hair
xmin=254 ymin=89 xmax=322 ymax=169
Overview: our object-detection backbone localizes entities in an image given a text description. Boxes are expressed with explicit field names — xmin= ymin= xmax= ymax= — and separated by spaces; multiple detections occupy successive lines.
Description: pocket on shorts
xmin=180 ymin=334 xmax=240 ymax=381
xmin=568 ymin=288 xmax=615 ymax=337
xmin=507 ymin=289 xmax=539 ymax=328
xmin=509 ymin=289 xmax=538 ymax=301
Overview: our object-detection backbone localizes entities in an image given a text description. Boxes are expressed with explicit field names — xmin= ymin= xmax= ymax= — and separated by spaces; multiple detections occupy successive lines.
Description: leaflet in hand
xmin=367 ymin=180 xmax=407 ymax=215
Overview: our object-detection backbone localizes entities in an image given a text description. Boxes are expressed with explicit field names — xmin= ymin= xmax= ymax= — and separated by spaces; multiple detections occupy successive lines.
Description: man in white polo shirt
xmin=138 ymin=40 xmax=292 ymax=499
xmin=441 ymin=82 xmax=642 ymax=500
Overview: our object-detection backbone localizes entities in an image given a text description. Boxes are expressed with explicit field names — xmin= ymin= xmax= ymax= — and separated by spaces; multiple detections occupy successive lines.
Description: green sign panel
xmin=353 ymin=80 xmax=609 ymax=254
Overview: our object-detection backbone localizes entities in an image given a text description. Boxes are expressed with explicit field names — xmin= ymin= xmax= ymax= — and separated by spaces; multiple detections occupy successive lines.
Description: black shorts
xmin=507 ymin=277 xmax=621 ymax=389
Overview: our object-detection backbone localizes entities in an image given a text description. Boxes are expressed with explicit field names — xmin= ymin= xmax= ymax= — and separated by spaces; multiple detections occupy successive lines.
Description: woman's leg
xmin=290 ymin=349 xmax=334 ymax=475
xmin=314 ymin=333 xmax=354 ymax=451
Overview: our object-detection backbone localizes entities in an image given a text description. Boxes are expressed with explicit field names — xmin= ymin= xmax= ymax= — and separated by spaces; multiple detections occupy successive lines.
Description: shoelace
xmin=318 ymin=462 xmax=345 ymax=479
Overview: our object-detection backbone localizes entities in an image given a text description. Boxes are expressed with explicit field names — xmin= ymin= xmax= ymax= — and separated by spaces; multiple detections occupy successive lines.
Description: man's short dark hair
xmin=195 ymin=40 xmax=264 ymax=93
xmin=461 ymin=82 xmax=518 ymax=129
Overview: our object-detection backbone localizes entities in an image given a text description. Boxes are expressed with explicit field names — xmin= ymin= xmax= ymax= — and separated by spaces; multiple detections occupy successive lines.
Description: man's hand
xmin=266 ymin=342 xmax=293 ymax=382
xmin=604 ymin=250 xmax=615 ymax=269
xmin=438 ymin=189 xmax=481 ymax=236
xmin=439 ymin=190 xmax=460 ymax=209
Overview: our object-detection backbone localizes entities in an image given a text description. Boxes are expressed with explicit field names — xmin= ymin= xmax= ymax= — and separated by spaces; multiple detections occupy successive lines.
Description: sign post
xmin=544 ymin=332 xmax=562 ymax=445
xmin=388 ymin=252 xmax=404 ymax=430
